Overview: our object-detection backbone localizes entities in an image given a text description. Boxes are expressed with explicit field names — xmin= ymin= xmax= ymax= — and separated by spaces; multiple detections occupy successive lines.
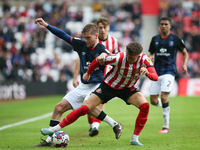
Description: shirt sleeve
xmin=87 ymin=58 xmax=100 ymax=74
xmin=176 ymin=36 xmax=187 ymax=52
xmin=105 ymin=53 xmax=119 ymax=65
xmin=143 ymin=55 xmax=154 ymax=67
xmin=46 ymin=25 xmax=72 ymax=44
xmin=146 ymin=67 xmax=158 ymax=81
xmin=148 ymin=37 xmax=155 ymax=54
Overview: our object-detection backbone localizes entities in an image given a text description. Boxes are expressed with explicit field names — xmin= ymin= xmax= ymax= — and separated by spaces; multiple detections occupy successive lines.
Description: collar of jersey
xmin=98 ymin=36 xmax=108 ymax=41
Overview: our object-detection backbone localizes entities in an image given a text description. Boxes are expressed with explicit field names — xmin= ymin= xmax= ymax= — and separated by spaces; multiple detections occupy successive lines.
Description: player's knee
xmin=54 ymin=102 xmax=66 ymax=114
xmin=79 ymin=105 xmax=89 ymax=116
xmin=139 ymin=102 xmax=149 ymax=114
xmin=150 ymin=97 xmax=158 ymax=105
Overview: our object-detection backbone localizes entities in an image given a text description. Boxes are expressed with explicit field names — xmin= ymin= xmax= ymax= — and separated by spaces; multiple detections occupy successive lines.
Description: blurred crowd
xmin=0 ymin=0 xmax=142 ymax=83
xmin=159 ymin=0 xmax=200 ymax=78
xmin=1 ymin=0 xmax=199 ymax=83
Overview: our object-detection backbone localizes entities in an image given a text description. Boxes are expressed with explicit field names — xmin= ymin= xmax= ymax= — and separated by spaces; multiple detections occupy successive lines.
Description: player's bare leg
xmin=158 ymin=92 xmax=170 ymax=133
xmin=87 ymin=103 xmax=105 ymax=136
xmin=41 ymin=94 xmax=123 ymax=139
xmin=150 ymin=95 xmax=162 ymax=107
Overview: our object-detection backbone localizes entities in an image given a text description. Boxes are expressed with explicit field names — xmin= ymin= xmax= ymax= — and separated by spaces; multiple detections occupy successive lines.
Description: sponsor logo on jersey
xmin=160 ymin=48 xmax=167 ymax=53
xmin=146 ymin=58 xmax=153 ymax=65
xmin=134 ymin=68 xmax=140 ymax=73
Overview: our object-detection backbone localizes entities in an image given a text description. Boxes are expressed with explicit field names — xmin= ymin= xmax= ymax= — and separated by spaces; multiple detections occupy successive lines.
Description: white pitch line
xmin=0 ymin=112 xmax=52 ymax=131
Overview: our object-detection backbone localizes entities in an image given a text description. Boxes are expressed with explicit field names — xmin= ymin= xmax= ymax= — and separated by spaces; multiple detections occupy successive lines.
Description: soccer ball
xmin=51 ymin=131 xmax=69 ymax=147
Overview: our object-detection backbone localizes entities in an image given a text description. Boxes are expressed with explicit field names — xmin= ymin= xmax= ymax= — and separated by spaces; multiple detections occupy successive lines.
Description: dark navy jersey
xmin=148 ymin=34 xmax=186 ymax=76
xmin=46 ymin=25 xmax=109 ymax=84
xmin=71 ymin=38 xmax=109 ymax=84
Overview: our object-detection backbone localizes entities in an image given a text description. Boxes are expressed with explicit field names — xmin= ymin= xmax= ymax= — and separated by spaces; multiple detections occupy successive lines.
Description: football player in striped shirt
xmin=41 ymin=42 xmax=158 ymax=146
xmin=34 ymin=18 xmax=123 ymax=147
xmin=73 ymin=17 xmax=121 ymax=137
xmin=148 ymin=17 xmax=188 ymax=133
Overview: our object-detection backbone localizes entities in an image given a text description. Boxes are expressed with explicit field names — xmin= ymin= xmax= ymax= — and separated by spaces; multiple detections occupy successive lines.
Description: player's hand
xmin=140 ymin=67 xmax=148 ymax=76
xmin=149 ymin=54 xmax=154 ymax=63
xmin=183 ymin=64 xmax=188 ymax=77
xmin=83 ymin=72 xmax=90 ymax=82
xmin=73 ymin=78 xmax=79 ymax=88
xmin=97 ymin=53 xmax=107 ymax=65
xmin=35 ymin=18 xmax=48 ymax=27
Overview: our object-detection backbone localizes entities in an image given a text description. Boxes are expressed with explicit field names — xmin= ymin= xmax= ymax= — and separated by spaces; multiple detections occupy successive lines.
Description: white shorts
xmin=63 ymin=82 xmax=100 ymax=110
xmin=149 ymin=74 xmax=175 ymax=95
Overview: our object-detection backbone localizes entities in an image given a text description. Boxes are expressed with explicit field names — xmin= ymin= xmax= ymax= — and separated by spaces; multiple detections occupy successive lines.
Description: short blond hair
xmin=82 ymin=23 xmax=98 ymax=35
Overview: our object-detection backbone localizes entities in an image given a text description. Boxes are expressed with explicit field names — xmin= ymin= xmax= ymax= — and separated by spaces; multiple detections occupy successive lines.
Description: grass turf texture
xmin=0 ymin=95 xmax=200 ymax=150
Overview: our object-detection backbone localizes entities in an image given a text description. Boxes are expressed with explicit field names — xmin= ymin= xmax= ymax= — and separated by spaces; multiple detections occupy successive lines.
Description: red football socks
xmin=88 ymin=117 xmax=95 ymax=124
xmin=59 ymin=105 xmax=89 ymax=128
xmin=134 ymin=102 xmax=149 ymax=135
xmin=93 ymin=117 xmax=101 ymax=123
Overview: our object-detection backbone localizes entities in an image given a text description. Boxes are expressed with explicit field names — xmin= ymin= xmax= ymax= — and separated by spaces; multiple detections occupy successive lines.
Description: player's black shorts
xmin=93 ymin=81 xmax=139 ymax=105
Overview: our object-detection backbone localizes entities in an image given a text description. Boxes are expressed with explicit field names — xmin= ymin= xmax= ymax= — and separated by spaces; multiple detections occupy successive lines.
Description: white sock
xmin=156 ymin=98 xmax=162 ymax=107
xmin=92 ymin=122 xmax=100 ymax=129
xmin=51 ymin=124 xmax=62 ymax=132
xmin=46 ymin=124 xmax=56 ymax=143
xmin=103 ymin=115 xmax=118 ymax=128
xmin=130 ymin=134 xmax=139 ymax=142
xmin=89 ymin=123 xmax=92 ymax=129
xmin=162 ymin=106 xmax=170 ymax=129
xmin=46 ymin=136 xmax=52 ymax=143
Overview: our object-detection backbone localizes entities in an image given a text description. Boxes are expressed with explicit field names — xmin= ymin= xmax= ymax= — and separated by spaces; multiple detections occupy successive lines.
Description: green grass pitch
xmin=0 ymin=95 xmax=200 ymax=150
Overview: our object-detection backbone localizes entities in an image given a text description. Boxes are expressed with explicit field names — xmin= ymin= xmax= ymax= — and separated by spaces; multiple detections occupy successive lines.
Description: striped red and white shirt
xmin=104 ymin=52 xmax=154 ymax=90
xmin=98 ymin=35 xmax=120 ymax=75
xmin=98 ymin=35 xmax=120 ymax=54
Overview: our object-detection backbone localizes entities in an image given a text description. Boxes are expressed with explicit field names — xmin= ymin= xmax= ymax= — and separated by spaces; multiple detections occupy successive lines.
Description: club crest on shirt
xmin=96 ymin=88 xmax=102 ymax=93
xmin=169 ymin=41 xmax=174 ymax=46
xmin=134 ymin=68 xmax=140 ymax=73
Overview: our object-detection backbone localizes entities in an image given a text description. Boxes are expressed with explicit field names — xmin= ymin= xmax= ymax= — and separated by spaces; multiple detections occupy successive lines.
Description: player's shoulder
xmin=140 ymin=53 xmax=153 ymax=65
xmin=169 ymin=33 xmax=181 ymax=39
xmin=108 ymin=35 xmax=118 ymax=42
xmin=140 ymin=53 xmax=149 ymax=59
xmin=151 ymin=34 xmax=160 ymax=41
xmin=153 ymin=34 xmax=160 ymax=39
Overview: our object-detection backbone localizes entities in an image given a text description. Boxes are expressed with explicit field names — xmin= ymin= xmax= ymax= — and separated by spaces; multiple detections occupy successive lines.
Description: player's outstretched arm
xmin=35 ymin=18 xmax=48 ymax=27
xmin=35 ymin=18 xmax=72 ymax=43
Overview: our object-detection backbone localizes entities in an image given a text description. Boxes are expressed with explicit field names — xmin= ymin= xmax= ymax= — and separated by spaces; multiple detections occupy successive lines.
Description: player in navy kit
xmin=73 ymin=17 xmax=121 ymax=137
xmin=148 ymin=17 xmax=188 ymax=133
xmin=34 ymin=18 xmax=122 ymax=146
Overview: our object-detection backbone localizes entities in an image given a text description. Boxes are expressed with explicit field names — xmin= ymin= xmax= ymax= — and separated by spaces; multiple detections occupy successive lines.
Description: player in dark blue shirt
xmin=34 ymin=18 xmax=122 ymax=147
xmin=148 ymin=17 xmax=188 ymax=133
